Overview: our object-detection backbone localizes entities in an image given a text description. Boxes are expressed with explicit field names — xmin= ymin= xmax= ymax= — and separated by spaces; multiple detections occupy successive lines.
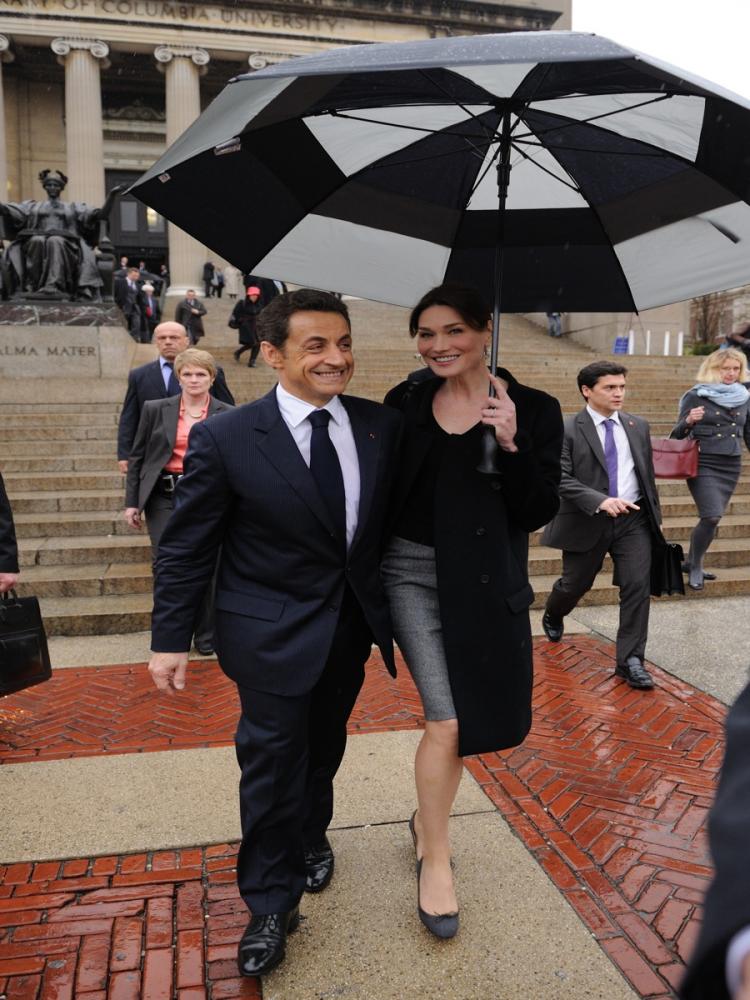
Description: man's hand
xmin=0 ymin=572 xmax=19 ymax=593
xmin=149 ymin=652 xmax=189 ymax=695
xmin=599 ymin=497 xmax=640 ymax=518
xmin=118 ymin=459 xmax=128 ymax=475
xmin=124 ymin=507 xmax=142 ymax=530
xmin=482 ymin=374 xmax=518 ymax=452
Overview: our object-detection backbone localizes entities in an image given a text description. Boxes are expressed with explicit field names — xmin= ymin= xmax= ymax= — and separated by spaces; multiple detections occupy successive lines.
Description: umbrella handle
xmin=477 ymin=424 xmax=501 ymax=475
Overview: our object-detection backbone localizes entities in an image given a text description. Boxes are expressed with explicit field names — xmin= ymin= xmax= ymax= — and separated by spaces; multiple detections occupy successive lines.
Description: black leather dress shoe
xmin=542 ymin=611 xmax=564 ymax=642
xmin=237 ymin=907 xmax=300 ymax=977
xmin=304 ymin=837 xmax=334 ymax=893
xmin=194 ymin=642 xmax=214 ymax=656
xmin=614 ymin=657 xmax=654 ymax=690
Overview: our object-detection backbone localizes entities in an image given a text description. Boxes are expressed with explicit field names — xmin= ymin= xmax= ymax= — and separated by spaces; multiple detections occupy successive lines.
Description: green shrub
xmin=690 ymin=343 xmax=719 ymax=356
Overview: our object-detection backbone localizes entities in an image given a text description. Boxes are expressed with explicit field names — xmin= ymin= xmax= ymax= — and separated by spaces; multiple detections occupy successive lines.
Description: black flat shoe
xmin=614 ymin=657 xmax=654 ymax=690
xmin=237 ymin=906 xmax=299 ymax=976
xmin=542 ymin=611 xmax=564 ymax=642
xmin=688 ymin=580 xmax=704 ymax=591
xmin=194 ymin=642 xmax=214 ymax=656
xmin=681 ymin=563 xmax=716 ymax=581
xmin=416 ymin=859 xmax=459 ymax=940
xmin=304 ymin=837 xmax=334 ymax=893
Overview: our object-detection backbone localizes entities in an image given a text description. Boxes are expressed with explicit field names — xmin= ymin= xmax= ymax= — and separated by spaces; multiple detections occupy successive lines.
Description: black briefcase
xmin=650 ymin=536 xmax=686 ymax=597
xmin=0 ymin=590 xmax=52 ymax=696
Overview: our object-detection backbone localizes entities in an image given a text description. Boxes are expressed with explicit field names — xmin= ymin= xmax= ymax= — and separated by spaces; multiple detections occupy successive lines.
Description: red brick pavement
xmin=0 ymin=637 xmax=727 ymax=998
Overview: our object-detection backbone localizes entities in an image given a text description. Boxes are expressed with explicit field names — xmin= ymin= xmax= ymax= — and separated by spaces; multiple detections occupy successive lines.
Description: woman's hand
xmin=686 ymin=405 xmax=705 ymax=427
xmin=124 ymin=507 xmax=142 ymax=530
xmin=482 ymin=374 xmax=518 ymax=452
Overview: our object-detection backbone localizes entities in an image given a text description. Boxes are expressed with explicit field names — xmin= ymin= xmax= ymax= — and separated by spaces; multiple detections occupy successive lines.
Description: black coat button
xmin=328 ymin=604 xmax=338 ymax=613
xmin=490 ymin=482 xmax=501 ymax=491
xmin=480 ymin=574 xmax=490 ymax=584
xmin=476 ymin=527 xmax=486 ymax=536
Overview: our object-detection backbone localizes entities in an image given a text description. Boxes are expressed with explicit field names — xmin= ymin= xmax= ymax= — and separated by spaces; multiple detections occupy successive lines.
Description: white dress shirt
xmin=275 ymin=384 xmax=360 ymax=548
xmin=727 ymin=926 xmax=750 ymax=996
xmin=586 ymin=405 xmax=640 ymax=503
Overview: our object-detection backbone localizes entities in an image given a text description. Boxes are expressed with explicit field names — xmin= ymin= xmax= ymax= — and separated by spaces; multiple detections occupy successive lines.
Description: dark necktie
xmin=603 ymin=418 xmax=619 ymax=497
xmin=308 ymin=409 xmax=346 ymax=547
xmin=164 ymin=362 xmax=179 ymax=395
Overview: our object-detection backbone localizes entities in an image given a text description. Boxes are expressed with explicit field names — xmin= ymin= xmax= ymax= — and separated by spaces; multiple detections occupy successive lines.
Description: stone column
xmin=155 ymin=45 xmax=209 ymax=298
xmin=51 ymin=38 xmax=109 ymax=204
xmin=0 ymin=36 xmax=14 ymax=201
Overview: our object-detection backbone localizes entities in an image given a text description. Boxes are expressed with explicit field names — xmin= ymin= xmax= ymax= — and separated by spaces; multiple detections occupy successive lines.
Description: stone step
xmin=0 ymin=412 xmax=119 ymax=427
xmin=13 ymin=510 xmax=130 ymax=538
xmin=529 ymin=512 xmax=750 ymax=547
xmin=17 ymin=561 xmax=151 ymax=598
xmin=0 ymin=425 xmax=117 ymax=442
xmin=39 ymin=593 xmax=152 ymax=636
xmin=18 ymin=533 xmax=151 ymax=568
xmin=1 ymin=439 xmax=113 ymax=457
xmin=1 ymin=456 xmax=117 ymax=472
xmin=529 ymin=536 xmax=750 ymax=575
xmin=2 ymin=471 xmax=124 ymax=492
xmin=3 ymin=489 xmax=124 ymax=514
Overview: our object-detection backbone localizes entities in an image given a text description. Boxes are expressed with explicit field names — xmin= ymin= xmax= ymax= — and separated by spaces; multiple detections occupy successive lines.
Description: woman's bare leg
xmin=412 ymin=718 xmax=462 ymax=914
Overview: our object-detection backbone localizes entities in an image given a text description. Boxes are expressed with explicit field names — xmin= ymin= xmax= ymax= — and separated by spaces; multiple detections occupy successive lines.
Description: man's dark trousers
xmin=546 ymin=507 xmax=652 ymax=666
xmin=234 ymin=587 xmax=370 ymax=913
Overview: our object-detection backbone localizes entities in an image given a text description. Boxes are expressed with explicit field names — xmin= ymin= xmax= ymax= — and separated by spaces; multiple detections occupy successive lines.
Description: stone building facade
xmin=0 ymin=0 xmax=570 ymax=294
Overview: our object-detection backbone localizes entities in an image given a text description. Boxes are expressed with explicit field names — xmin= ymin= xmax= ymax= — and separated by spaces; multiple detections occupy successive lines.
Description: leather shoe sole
xmin=304 ymin=839 xmax=334 ymax=893
xmin=238 ymin=907 xmax=299 ymax=977
xmin=542 ymin=611 xmax=564 ymax=642
xmin=194 ymin=644 xmax=214 ymax=656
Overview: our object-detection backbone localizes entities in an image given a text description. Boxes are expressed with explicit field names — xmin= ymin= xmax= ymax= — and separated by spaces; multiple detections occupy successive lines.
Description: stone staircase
xmin=1 ymin=295 xmax=746 ymax=635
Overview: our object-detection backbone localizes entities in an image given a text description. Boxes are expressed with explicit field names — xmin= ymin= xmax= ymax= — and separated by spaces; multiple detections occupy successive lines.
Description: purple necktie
xmin=603 ymin=418 xmax=618 ymax=497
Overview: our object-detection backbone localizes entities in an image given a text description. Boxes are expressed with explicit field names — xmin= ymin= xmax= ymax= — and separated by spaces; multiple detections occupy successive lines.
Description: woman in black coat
xmin=230 ymin=286 xmax=263 ymax=367
xmin=382 ymin=284 xmax=562 ymax=939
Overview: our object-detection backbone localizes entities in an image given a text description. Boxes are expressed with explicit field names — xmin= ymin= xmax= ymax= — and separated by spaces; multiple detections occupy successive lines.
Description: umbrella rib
xmin=415 ymin=68 xmax=498 ymax=144
xmin=513 ymin=93 xmax=672 ymax=142
xmin=329 ymin=109 xmax=487 ymax=139
xmin=509 ymin=141 xmax=582 ymax=193
xmin=514 ymin=137 xmax=672 ymax=158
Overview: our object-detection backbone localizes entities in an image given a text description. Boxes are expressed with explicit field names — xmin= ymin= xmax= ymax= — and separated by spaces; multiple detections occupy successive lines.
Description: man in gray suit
xmin=541 ymin=361 xmax=661 ymax=689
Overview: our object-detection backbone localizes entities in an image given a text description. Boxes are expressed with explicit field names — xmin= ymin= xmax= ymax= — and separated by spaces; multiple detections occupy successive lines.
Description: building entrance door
xmin=106 ymin=170 xmax=168 ymax=274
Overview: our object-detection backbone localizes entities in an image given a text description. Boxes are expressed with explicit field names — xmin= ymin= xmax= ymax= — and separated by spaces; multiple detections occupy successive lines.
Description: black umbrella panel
xmin=131 ymin=31 xmax=750 ymax=318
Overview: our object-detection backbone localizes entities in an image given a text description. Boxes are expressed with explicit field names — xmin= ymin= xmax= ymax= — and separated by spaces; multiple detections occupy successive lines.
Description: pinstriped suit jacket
xmin=150 ymin=388 xmax=402 ymax=696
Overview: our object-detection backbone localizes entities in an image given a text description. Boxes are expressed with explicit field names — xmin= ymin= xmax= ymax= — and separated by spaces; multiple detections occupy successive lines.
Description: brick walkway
xmin=0 ymin=637 xmax=724 ymax=998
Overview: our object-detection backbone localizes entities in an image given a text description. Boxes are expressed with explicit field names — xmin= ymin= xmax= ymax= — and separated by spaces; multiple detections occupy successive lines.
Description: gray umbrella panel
xmin=132 ymin=31 xmax=750 ymax=311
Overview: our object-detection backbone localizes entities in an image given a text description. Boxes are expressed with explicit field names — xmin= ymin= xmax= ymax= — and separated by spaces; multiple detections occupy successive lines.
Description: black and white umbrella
xmin=132 ymin=30 xmax=750 ymax=322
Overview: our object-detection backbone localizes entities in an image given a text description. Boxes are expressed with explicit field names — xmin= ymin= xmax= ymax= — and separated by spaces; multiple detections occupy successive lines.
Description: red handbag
xmin=651 ymin=438 xmax=699 ymax=479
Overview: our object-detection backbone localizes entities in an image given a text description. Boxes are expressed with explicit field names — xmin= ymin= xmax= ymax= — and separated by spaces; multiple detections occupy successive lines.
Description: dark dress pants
xmin=546 ymin=507 xmax=652 ymax=666
xmin=144 ymin=490 xmax=216 ymax=647
xmin=233 ymin=587 xmax=371 ymax=915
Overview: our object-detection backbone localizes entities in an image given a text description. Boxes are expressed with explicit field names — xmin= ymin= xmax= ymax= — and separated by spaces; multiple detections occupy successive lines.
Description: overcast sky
xmin=572 ymin=0 xmax=749 ymax=98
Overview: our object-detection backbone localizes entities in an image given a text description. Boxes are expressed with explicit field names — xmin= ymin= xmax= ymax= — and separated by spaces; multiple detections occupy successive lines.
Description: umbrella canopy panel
xmin=132 ymin=31 xmax=750 ymax=311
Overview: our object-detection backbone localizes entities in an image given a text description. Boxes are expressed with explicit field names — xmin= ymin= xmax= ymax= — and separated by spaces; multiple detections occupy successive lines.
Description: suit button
xmin=717 ymin=433 xmax=722 ymax=438
xmin=480 ymin=574 xmax=490 ymax=584
xmin=476 ymin=527 xmax=486 ymax=536
xmin=490 ymin=482 xmax=501 ymax=491
xmin=328 ymin=604 xmax=338 ymax=613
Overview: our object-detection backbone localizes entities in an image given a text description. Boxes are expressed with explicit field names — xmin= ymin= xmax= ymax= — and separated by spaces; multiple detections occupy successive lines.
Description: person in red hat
xmin=229 ymin=285 xmax=263 ymax=367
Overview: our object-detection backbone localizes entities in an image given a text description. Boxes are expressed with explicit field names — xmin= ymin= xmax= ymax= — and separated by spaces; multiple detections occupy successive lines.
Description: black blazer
xmin=174 ymin=298 xmax=207 ymax=339
xmin=542 ymin=409 xmax=662 ymax=552
xmin=114 ymin=276 xmax=144 ymax=318
xmin=0 ymin=471 xmax=19 ymax=574
xmin=385 ymin=369 xmax=563 ymax=756
xmin=671 ymin=389 xmax=750 ymax=457
xmin=117 ymin=360 xmax=235 ymax=460
xmin=124 ymin=394 xmax=233 ymax=510
xmin=150 ymin=389 xmax=403 ymax=696
xmin=680 ymin=682 xmax=750 ymax=1000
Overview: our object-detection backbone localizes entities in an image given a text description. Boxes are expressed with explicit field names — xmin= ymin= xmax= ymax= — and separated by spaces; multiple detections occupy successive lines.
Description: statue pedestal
xmin=0 ymin=301 xmax=137 ymax=380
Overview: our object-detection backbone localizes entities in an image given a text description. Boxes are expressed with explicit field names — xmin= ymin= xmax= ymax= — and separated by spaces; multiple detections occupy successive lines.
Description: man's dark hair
xmin=408 ymin=284 xmax=490 ymax=337
xmin=576 ymin=360 xmax=628 ymax=396
xmin=258 ymin=288 xmax=351 ymax=349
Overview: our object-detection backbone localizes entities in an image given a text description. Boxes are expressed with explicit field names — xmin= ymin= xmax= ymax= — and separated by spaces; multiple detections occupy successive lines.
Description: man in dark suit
xmin=147 ymin=289 xmax=402 ymax=978
xmin=114 ymin=266 xmax=147 ymax=342
xmin=117 ymin=321 xmax=234 ymax=473
xmin=681 ymin=682 xmax=750 ymax=1000
xmin=174 ymin=289 xmax=207 ymax=343
xmin=0 ymin=471 xmax=19 ymax=594
xmin=140 ymin=283 xmax=161 ymax=342
xmin=541 ymin=361 xmax=661 ymax=689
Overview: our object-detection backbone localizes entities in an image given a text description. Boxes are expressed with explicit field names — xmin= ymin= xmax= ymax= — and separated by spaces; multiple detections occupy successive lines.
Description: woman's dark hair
xmin=576 ymin=361 xmax=628 ymax=395
xmin=408 ymin=284 xmax=491 ymax=338
xmin=257 ymin=288 xmax=351 ymax=349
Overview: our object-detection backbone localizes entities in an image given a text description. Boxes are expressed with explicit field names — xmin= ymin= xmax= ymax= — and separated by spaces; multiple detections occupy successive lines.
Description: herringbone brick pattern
xmin=0 ymin=638 xmax=726 ymax=997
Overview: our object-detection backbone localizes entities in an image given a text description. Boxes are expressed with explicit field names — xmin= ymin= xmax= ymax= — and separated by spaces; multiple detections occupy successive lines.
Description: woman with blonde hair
xmin=124 ymin=347 xmax=233 ymax=653
xmin=670 ymin=347 xmax=750 ymax=590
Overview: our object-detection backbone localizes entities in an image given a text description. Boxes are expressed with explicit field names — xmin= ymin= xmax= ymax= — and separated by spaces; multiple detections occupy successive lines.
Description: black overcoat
xmin=0 ymin=471 xmax=19 ymax=574
xmin=384 ymin=368 xmax=563 ymax=757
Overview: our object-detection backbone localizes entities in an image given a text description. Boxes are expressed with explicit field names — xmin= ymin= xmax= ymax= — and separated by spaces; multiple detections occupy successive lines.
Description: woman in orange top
xmin=124 ymin=347 xmax=233 ymax=653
